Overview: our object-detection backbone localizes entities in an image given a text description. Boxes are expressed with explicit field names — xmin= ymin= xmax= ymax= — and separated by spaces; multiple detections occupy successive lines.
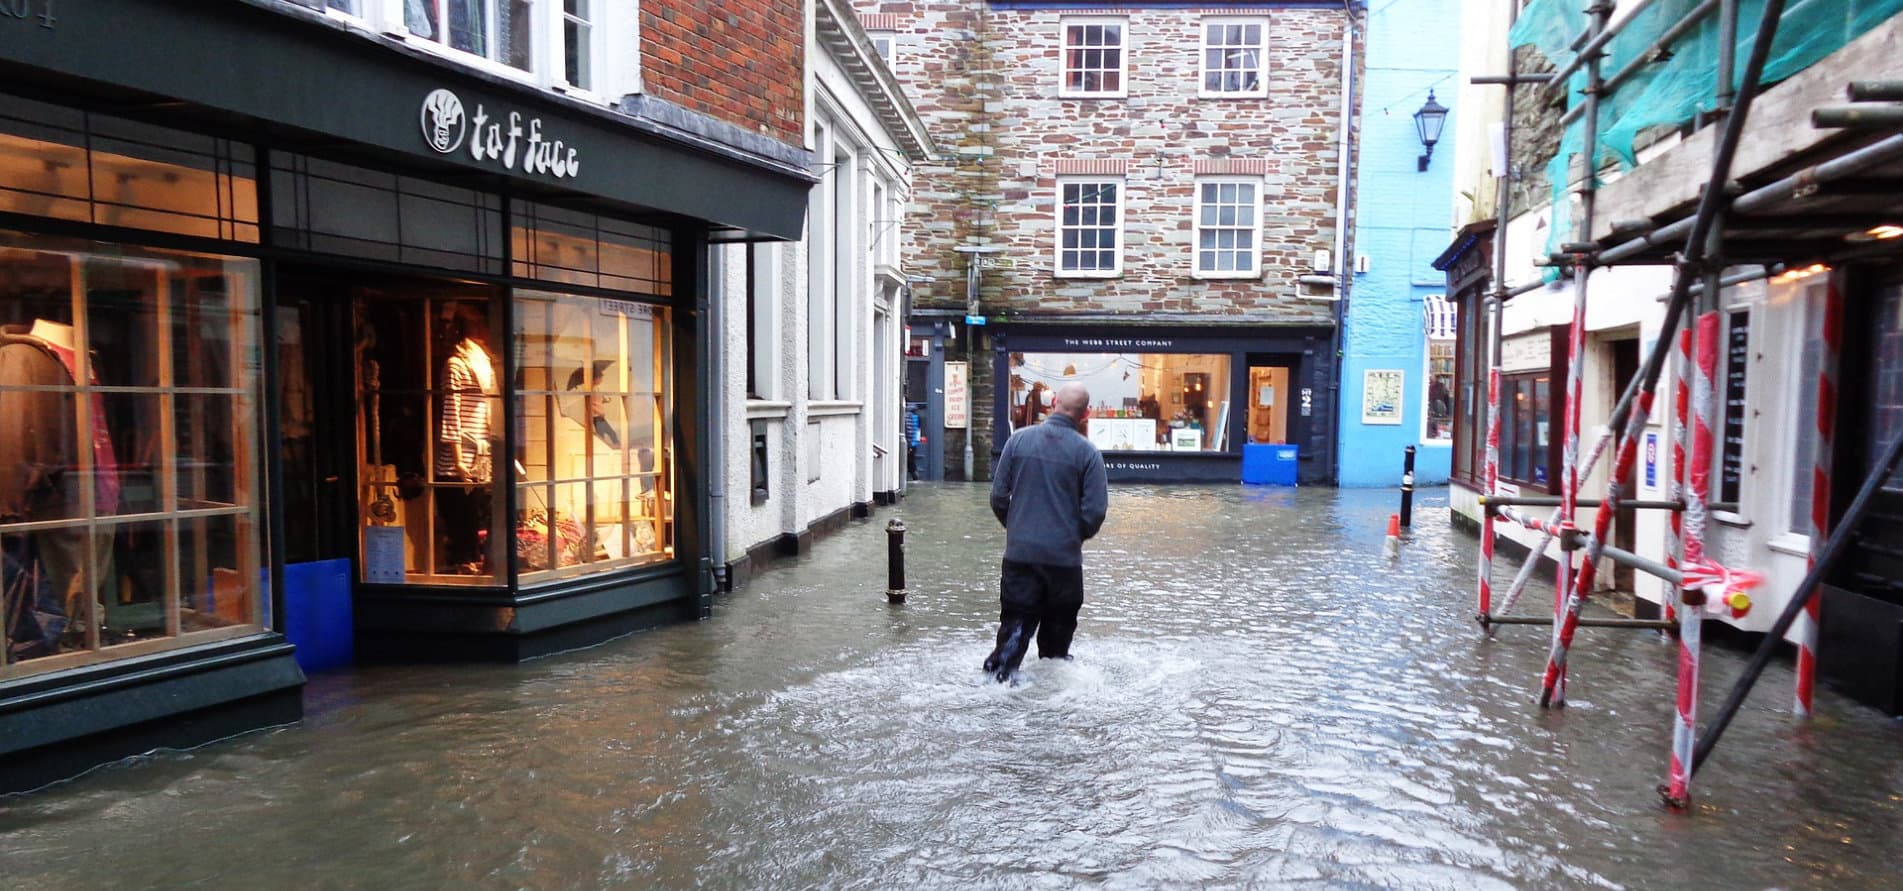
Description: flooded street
xmin=3 ymin=485 xmax=1901 ymax=889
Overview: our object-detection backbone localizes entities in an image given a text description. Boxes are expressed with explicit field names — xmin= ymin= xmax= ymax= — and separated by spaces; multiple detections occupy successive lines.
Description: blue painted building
xmin=1338 ymin=0 xmax=1462 ymax=487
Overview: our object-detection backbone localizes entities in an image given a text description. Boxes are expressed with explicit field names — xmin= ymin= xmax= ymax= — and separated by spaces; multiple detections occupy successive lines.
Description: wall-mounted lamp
xmin=1414 ymin=90 xmax=1449 ymax=172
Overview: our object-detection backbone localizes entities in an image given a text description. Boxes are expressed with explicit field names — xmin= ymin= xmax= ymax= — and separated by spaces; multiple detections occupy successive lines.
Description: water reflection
xmin=3 ymin=485 xmax=1901 ymax=889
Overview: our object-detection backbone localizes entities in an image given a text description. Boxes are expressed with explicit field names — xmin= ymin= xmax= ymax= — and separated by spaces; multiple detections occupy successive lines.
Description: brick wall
xmin=643 ymin=0 xmax=803 ymax=143
xmin=860 ymin=3 xmax=1349 ymax=325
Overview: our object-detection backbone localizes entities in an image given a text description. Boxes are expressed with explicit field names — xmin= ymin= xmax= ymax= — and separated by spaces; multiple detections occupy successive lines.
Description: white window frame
xmin=1054 ymin=177 xmax=1125 ymax=278
xmin=1198 ymin=17 xmax=1269 ymax=99
xmin=1192 ymin=176 xmax=1262 ymax=279
xmin=1059 ymin=17 xmax=1129 ymax=99
xmin=868 ymin=30 xmax=897 ymax=67
xmin=342 ymin=0 xmax=628 ymax=100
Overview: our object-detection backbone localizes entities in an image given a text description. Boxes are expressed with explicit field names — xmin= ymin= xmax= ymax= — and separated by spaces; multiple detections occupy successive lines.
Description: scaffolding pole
xmin=1537 ymin=0 xmax=1788 ymax=717
xmin=1794 ymin=272 xmax=1843 ymax=717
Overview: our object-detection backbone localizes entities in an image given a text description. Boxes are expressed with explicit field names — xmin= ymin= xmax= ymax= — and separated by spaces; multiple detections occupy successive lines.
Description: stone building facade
xmin=863 ymin=1 xmax=1360 ymax=483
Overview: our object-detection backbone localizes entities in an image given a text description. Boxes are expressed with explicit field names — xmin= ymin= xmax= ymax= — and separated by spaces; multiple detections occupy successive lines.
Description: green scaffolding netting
xmin=1508 ymin=0 xmax=1903 ymax=261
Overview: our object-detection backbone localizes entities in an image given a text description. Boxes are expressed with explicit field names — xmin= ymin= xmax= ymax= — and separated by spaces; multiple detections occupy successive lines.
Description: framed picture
xmin=1362 ymin=369 xmax=1404 ymax=425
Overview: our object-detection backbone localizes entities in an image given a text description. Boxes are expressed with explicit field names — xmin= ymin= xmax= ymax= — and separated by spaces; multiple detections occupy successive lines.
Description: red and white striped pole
xmin=1480 ymin=366 xmax=1501 ymax=626
xmin=1665 ymin=311 xmax=1720 ymax=807
xmin=1496 ymin=425 xmax=1615 ymax=619
xmin=1796 ymin=274 xmax=1843 ymax=717
xmin=1548 ymin=264 xmax=1593 ymax=704
xmin=1668 ymin=328 xmax=1692 ymax=627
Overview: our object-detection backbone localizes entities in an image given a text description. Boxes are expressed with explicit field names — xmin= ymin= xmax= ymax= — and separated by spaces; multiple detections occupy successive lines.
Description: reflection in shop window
xmin=1425 ymin=339 xmax=1454 ymax=442
xmin=1008 ymin=352 xmax=1233 ymax=452
xmin=514 ymin=291 xmax=673 ymax=582
xmin=1 ymin=232 xmax=264 ymax=678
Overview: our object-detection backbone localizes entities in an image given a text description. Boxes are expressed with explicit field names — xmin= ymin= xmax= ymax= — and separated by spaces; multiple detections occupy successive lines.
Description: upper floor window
xmin=868 ymin=31 xmax=897 ymax=67
xmin=1201 ymin=19 xmax=1267 ymax=97
xmin=562 ymin=1 xmax=595 ymax=90
xmin=1061 ymin=19 xmax=1127 ymax=98
xmin=1056 ymin=178 xmax=1123 ymax=277
xmin=1194 ymin=178 xmax=1260 ymax=277
xmin=407 ymin=0 xmax=536 ymax=73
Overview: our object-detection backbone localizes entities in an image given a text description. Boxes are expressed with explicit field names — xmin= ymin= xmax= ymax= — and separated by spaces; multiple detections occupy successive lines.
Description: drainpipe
xmin=707 ymin=245 xmax=728 ymax=592
xmin=1328 ymin=4 xmax=1359 ymax=486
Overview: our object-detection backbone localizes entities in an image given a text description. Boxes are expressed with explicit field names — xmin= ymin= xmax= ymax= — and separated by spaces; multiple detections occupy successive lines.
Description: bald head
xmin=1053 ymin=382 xmax=1092 ymax=420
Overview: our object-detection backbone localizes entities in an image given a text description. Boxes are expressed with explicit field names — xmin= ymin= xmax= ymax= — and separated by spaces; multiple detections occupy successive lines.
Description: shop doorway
xmin=1246 ymin=365 xmax=1291 ymax=445
xmin=276 ymin=267 xmax=506 ymax=588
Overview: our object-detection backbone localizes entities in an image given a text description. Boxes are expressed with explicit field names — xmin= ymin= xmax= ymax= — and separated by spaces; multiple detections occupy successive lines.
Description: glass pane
xmin=101 ymin=518 xmax=168 ymax=648
xmin=100 ymin=391 xmax=163 ymax=516
xmin=449 ymin=0 xmax=488 ymax=57
xmin=1006 ymin=352 xmax=1233 ymax=450
xmin=176 ymin=394 xmax=244 ymax=510
xmin=500 ymin=0 xmax=534 ymax=71
xmin=179 ymin=512 xmax=257 ymax=629
xmin=405 ymin=0 xmax=439 ymax=39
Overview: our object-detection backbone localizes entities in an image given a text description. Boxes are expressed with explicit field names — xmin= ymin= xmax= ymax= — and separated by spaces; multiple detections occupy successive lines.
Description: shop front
xmin=991 ymin=325 xmax=1335 ymax=484
xmin=1 ymin=0 xmax=809 ymax=793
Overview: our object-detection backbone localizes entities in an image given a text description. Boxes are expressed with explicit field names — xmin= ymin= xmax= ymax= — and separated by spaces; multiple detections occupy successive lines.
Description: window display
xmin=1 ymin=232 xmax=264 ymax=676
xmin=355 ymin=287 xmax=505 ymax=584
xmin=1008 ymin=352 xmax=1233 ymax=452
xmin=514 ymin=291 xmax=673 ymax=582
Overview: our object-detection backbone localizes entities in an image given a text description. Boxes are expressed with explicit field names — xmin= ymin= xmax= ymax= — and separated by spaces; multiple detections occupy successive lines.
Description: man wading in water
xmin=982 ymin=382 xmax=1109 ymax=683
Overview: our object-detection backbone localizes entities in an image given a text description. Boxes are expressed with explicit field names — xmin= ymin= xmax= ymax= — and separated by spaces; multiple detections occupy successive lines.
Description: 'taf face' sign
xmin=420 ymin=88 xmax=581 ymax=180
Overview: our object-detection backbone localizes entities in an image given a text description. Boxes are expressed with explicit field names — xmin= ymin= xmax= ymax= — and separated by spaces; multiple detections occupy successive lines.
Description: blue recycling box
xmin=284 ymin=558 xmax=354 ymax=673
xmin=1242 ymin=443 xmax=1299 ymax=486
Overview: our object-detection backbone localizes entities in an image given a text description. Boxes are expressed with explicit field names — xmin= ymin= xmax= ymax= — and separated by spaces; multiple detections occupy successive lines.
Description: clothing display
xmin=436 ymin=337 xmax=496 ymax=484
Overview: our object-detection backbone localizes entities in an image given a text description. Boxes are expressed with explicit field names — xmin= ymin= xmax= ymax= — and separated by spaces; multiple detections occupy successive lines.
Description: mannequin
xmin=0 ymin=319 xmax=117 ymax=648
xmin=435 ymin=303 xmax=496 ymax=573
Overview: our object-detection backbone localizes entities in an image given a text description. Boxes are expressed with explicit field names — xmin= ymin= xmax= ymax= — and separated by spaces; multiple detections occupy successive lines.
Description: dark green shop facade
xmin=0 ymin=0 xmax=810 ymax=794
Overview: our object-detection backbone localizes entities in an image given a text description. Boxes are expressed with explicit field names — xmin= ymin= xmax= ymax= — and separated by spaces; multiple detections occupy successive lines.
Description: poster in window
xmin=944 ymin=361 xmax=969 ymax=429
xmin=1362 ymin=369 xmax=1404 ymax=425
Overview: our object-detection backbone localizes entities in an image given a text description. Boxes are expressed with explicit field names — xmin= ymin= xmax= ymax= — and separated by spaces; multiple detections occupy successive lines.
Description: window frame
xmin=1053 ymin=176 xmax=1125 ymax=278
xmin=1192 ymin=176 xmax=1262 ymax=279
xmin=1198 ymin=16 xmax=1269 ymax=99
xmin=1059 ymin=17 xmax=1129 ymax=99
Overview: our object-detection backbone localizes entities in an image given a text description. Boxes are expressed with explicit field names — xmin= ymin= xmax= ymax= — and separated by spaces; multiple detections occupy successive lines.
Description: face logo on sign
xmin=420 ymin=89 xmax=468 ymax=155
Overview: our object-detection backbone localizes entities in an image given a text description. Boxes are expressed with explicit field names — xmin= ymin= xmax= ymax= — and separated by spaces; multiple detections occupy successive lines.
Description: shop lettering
xmin=469 ymin=108 xmax=581 ymax=178
xmin=1107 ymin=462 xmax=1162 ymax=471
xmin=421 ymin=89 xmax=580 ymax=179
xmin=1060 ymin=338 xmax=1174 ymax=349
xmin=1 ymin=0 xmax=55 ymax=28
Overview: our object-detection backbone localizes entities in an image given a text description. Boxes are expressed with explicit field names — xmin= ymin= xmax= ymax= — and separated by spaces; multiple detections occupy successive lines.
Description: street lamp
xmin=1414 ymin=90 xmax=1448 ymax=172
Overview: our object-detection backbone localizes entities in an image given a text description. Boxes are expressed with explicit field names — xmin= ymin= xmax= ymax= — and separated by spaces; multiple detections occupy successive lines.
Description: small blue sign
xmin=965 ymin=314 xmax=987 ymax=326
xmin=1644 ymin=432 xmax=1658 ymax=488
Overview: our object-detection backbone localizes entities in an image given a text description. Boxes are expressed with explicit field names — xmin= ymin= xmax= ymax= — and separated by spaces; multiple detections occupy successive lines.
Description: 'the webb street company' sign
xmin=420 ymin=88 xmax=581 ymax=179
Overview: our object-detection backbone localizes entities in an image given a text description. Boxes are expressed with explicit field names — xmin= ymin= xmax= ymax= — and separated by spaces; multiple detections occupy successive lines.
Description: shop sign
xmin=1059 ymin=337 xmax=1175 ymax=349
xmin=1501 ymin=332 xmax=1552 ymax=372
xmin=1 ymin=0 xmax=56 ymax=28
xmin=1106 ymin=461 xmax=1163 ymax=472
xmin=944 ymin=361 xmax=969 ymax=429
xmin=1299 ymin=387 xmax=1313 ymax=417
xmin=420 ymin=88 xmax=581 ymax=179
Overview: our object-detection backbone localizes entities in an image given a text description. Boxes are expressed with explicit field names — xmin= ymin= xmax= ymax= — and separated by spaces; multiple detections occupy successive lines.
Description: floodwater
xmin=3 ymin=485 xmax=1901 ymax=889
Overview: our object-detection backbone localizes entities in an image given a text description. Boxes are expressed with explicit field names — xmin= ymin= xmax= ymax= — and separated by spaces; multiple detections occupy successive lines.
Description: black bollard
xmin=1400 ymin=445 xmax=1416 ymax=527
xmin=885 ymin=518 xmax=907 ymax=604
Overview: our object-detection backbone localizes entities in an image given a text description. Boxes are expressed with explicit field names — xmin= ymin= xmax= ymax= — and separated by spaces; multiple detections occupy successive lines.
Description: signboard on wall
xmin=944 ymin=361 xmax=969 ymax=429
xmin=1501 ymin=332 xmax=1553 ymax=372
xmin=1362 ymin=370 xmax=1404 ymax=425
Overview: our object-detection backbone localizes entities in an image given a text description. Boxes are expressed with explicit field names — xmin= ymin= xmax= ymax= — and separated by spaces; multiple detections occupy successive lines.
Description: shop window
xmin=1497 ymin=372 xmax=1553 ymax=488
xmin=407 ymin=0 xmax=535 ymax=73
xmin=511 ymin=200 xmax=672 ymax=295
xmin=1056 ymin=179 xmax=1123 ymax=277
xmin=1424 ymin=339 xmax=1454 ymax=442
xmin=0 ymin=94 xmax=258 ymax=243
xmin=354 ymin=288 xmax=505 ymax=584
xmin=514 ymin=291 xmax=673 ymax=582
xmin=1060 ymin=18 xmax=1127 ymax=98
xmin=1193 ymin=178 xmax=1260 ymax=277
xmin=1788 ymin=281 xmax=1829 ymax=535
xmin=272 ymin=153 xmax=504 ymax=274
xmin=1200 ymin=18 xmax=1268 ymax=97
xmin=1008 ymin=352 xmax=1234 ymax=452
xmin=1 ymin=232 xmax=265 ymax=678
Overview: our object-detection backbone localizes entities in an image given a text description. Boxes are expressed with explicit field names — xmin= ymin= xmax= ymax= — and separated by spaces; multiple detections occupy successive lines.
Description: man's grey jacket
xmin=989 ymin=412 xmax=1109 ymax=567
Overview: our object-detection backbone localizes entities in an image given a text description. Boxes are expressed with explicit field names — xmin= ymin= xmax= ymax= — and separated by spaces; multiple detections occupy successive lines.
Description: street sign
xmin=965 ymin=314 xmax=987 ymax=326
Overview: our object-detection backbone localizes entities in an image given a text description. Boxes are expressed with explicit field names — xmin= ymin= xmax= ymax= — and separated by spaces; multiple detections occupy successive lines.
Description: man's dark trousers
xmin=984 ymin=558 xmax=1084 ymax=677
